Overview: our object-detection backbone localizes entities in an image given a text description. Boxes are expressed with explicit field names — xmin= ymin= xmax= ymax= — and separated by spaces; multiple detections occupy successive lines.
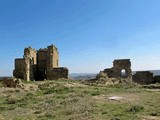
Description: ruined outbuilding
xmin=13 ymin=45 xmax=68 ymax=81
xmin=132 ymin=71 xmax=160 ymax=84
xmin=92 ymin=59 xmax=160 ymax=85
xmin=103 ymin=59 xmax=132 ymax=78
xmin=154 ymin=75 xmax=160 ymax=83
xmin=132 ymin=71 xmax=154 ymax=84
xmin=91 ymin=59 xmax=132 ymax=85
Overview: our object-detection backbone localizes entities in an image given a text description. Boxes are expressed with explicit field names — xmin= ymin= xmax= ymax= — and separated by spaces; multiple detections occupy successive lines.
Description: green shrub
xmin=128 ymin=105 xmax=144 ymax=113
xmin=111 ymin=118 xmax=121 ymax=120
xmin=45 ymin=114 xmax=55 ymax=118
xmin=0 ymin=106 xmax=6 ymax=111
xmin=91 ymin=90 xmax=101 ymax=96
xmin=150 ymin=112 xmax=158 ymax=116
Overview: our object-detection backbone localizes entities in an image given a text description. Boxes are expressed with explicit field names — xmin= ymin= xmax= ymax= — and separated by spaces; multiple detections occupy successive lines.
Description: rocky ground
xmin=0 ymin=78 xmax=160 ymax=120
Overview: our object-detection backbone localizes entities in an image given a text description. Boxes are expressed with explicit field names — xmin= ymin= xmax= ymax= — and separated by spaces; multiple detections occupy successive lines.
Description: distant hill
xmin=0 ymin=76 xmax=12 ymax=80
xmin=151 ymin=70 xmax=160 ymax=76
xmin=133 ymin=70 xmax=160 ymax=76
xmin=69 ymin=73 xmax=97 ymax=80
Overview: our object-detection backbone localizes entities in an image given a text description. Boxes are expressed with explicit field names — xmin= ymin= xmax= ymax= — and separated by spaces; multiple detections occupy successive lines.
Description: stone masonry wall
xmin=132 ymin=71 xmax=154 ymax=84
xmin=37 ymin=49 xmax=47 ymax=70
xmin=23 ymin=47 xmax=37 ymax=81
xmin=49 ymin=67 xmax=69 ymax=80
xmin=46 ymin=45 xmax=59 ymax=79
xmin=13 ymin=58 xmax=25 ymax=79
xmin=102 ymin=59 xmax=131 ymax=78
xmin=112 ymin=59 xmax=131 ymax=78
xmin=24 ymin=47 xmax=37 ymax=64
xmin=13 ymin=44 xmax=68 ymax=81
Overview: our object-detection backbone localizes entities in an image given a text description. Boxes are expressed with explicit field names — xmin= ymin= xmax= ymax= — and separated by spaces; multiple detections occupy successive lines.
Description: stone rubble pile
xmin=2 ymin=78 xmax=24 ymax=88
xmin=2 ymin=78 xmax=38 ymax=91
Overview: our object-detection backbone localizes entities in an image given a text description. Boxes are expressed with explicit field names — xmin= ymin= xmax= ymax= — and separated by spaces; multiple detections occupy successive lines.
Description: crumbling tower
xmin=23 ymin=47 xmax=37 ymax=81
xmin=46 ymin=45 xmax=59 ymax=79
xmin=13 ymin=47 xmax=37 ymax=81
xmin=13 ymin=44 xmax=68 ymax=81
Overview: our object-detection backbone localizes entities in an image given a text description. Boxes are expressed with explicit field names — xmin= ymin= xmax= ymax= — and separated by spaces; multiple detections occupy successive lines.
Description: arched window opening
xmin=121 ymin=69 xmax=126 ymax=77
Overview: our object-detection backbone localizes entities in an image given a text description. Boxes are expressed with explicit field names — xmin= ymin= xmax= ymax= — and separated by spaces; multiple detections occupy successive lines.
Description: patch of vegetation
xmin=0 ymin=106 xmax=6 ymax=111
xmin=142 ymin=84 xmax=160 ymax=89
xmin=5 ymin=95 xmax=19 ymax=104
xmin=111 ymin=118 xmax=121 ymax=120
xmin=128 ymin=105 xmax=144 ymax=113
xmin=43 ymin=86 xmax=74 ymax=94
xmin=150 ymin=112 xmax=158 ymax=116
xmin=45 ymin=114 xmax=55 ymax=118
xmin=91 ymin=90 xmax=101 ymax=96
xmin=0 ymin=80 xmax=160 ymax=120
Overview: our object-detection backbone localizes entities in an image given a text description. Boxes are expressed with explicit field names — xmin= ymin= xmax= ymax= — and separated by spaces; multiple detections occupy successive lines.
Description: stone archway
xmin=113 ymin=59 xmax=131 ymax=78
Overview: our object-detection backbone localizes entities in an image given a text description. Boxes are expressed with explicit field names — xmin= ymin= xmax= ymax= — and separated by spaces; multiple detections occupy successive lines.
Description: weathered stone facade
xmin=132 ymin=71 xmax=154 ymax=84
xmin=91 ymin=59 xmax=132 ymax=85
xmin=49 ymin=67 xmax=69 ymax=80
xmin=13 ymin=45 xmax=69 ymax=81
xmin=92 ymin=59 xmax=160 ymax=85
xmin=154 ymin=76 xmax=160 ymax=83
xmin=103 ymin=59 xmax=132 ymax=78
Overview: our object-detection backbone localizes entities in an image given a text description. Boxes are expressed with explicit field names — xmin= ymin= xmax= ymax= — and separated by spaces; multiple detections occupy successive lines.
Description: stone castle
xmin=13 ymin=44 xmax=68 ymax=81
xmin=12 ymin=45 xmax=160 ymax=84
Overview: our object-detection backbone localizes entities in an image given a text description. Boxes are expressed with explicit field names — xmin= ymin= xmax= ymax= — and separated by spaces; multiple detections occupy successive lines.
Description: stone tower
xmin=46 ymin=45 xmax=59 ymax=79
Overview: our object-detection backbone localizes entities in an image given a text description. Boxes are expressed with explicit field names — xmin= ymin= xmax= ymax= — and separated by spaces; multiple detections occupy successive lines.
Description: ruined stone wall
xmin=13 ymin=58 xmax=25 ymax=79
xmin=13 ymin=44 xmax=68 ymax=81
xmin=23 ymin=57 xmax=30 ymax=81
xmin=37 ymin=49 xmax=47 ymax=70
xmin=49 ymin=67 xmax=68 ymax=80
xmin=24 ymin=47 xmax=37 ymax=64
xmin=132 ymin=71 xmax=154 ymax=84
xmin=154 ymin=76 xmax=160 ymax=83
xmin=46 ymin=45 xmax=59 ymax=79
xmin=36 ymin=49 xmax=47 ymax=80
xmin=112 ymin=59 xmax=131 ymax=78
xmin=23 ymin=47 xmax=37 ymax=81
xmin=102 ymin=59 xmax=131 ymax=78
xmin=47 ymin=45 xmax=59 ymax=68
xmin=103 ymin=68 xmax=114 ymax=77
xmin=53 ymin=47 xmax=59 ymax=67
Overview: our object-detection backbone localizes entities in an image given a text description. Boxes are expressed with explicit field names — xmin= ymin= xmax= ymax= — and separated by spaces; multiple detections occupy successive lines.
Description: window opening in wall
xmin=121 ymin=69 xmax=126 ymax=77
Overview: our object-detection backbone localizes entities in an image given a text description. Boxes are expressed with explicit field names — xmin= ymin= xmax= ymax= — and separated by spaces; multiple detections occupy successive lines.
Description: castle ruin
xmin=103 ymin=59 xmax=132 ymax=78
xmin=95 ymin=59 xmax=160 ymax=84
xmin=132 ymin=71 xmax=154 ymax=84
xmin=13 ymin=45 xmax=68 ymax=81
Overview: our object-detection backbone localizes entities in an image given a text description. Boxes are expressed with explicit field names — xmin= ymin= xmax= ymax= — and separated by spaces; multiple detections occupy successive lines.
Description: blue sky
xmin=1 ymin=0 xmax=160 ymax=76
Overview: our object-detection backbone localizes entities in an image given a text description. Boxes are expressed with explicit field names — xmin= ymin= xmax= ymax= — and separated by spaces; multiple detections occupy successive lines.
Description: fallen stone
xmin=108 ymin=96 xmax=124 ymax=101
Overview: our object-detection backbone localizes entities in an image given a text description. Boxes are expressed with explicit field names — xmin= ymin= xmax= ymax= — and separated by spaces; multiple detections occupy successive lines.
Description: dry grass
xmin=0 ymin=80 xmax=159 ymax=120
